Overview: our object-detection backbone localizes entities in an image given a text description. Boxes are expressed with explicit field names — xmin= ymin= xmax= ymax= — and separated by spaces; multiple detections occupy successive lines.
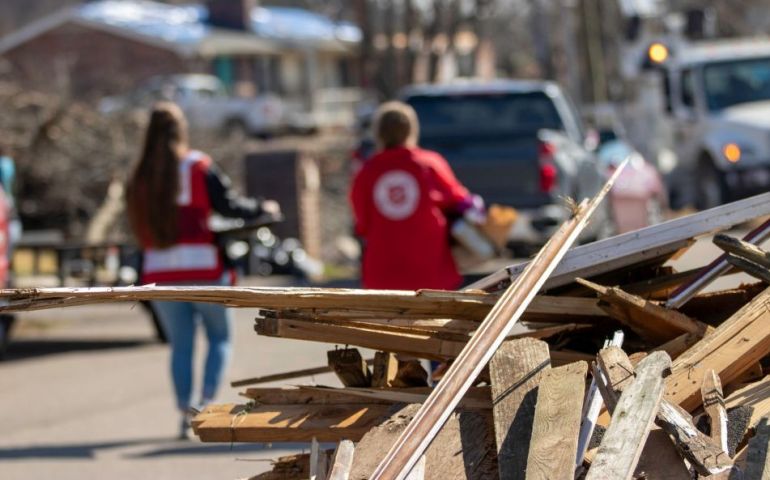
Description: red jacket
xmin=139 ymin=151 xmax=224 ymax=284
xmin=350 ymin=146 xmax=470 ymax=290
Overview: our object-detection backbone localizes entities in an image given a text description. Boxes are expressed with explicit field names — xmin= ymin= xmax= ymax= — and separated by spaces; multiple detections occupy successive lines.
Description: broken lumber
xmin=294 ymin=386 xmax=491 ymax=410
xmin=586 ymin=352 xmax=670 ymax=480
xmin=328 ymin=440 xmax=355 ymax=480
xmin=726 ymin=253 xmax=770 ymax=284
xmin=598 ymin=347 xmax=732 ymax=476
xmin=371 ymin=166 xmax=622 ymax=480
xmin=665 ymin=286 xmax=770 ymax=411
xmin=192 ymin=403 xmax=391 ymax=443
xmin=372 ymin=352 xmax=399 ymax=388
xmin=254 ymin=316 xmax=593 ymax=365
xmin=666 ymin=215 xmax=770 ymax=308
xmin=348 ymin=404 xmax=498 ymax=480
xmin=577 ymin=278 xmax=707 ymax=343
xmin=328 ymin=348 xmax=371 ymax=387
xmin=525 ymin=361 xmax=587 ymax=480
xmin=702 ymin=369 xmax=729 ymax=455
xmin=714 ymin=233 xmax=770 ymax=269
xmin=489 ymin=338 xmax=551 ymax=480
xmin=470 ymin=191 xmax=770 ymax=292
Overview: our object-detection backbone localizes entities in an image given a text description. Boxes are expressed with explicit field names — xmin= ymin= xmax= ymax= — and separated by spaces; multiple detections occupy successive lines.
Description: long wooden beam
xmin=469 ymin=191 xmax=770 ymax=292
xmin=369 ymin=163 xmax=624 ymax=480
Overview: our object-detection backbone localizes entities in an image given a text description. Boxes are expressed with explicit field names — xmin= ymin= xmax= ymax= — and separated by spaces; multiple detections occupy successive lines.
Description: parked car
xmin=99 ymin=74 xmax=286 ymax=138
xmin=354 ymin=80 xmax=611 ymax=247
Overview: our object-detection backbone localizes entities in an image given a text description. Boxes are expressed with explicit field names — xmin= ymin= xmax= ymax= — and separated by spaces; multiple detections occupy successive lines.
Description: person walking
xmin=125 ymin=102 xmax=279 ymax=439
xmin=349 ymin=100 xmax=484 ymax=291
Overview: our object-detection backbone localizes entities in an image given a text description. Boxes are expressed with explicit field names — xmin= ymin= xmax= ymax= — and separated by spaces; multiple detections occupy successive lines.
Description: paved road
xmin=0 ymin=276 xmax=348 ymax=480
xmin=0 ymin=228 xmax=763 ymax=479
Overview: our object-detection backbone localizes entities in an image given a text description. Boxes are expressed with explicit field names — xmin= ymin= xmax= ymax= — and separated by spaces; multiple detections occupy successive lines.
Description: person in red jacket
xmin=350 ymin=101 xmax=482 ymax=291
xmin=125 ymin=102 xmax=279 ymax=439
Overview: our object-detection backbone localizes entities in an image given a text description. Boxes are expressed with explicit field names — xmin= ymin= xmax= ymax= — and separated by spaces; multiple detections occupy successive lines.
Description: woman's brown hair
xmin=126 ymin=102 xmax=188 ymax=248
xmin=373 ymin=101 xmax=419 ymax=150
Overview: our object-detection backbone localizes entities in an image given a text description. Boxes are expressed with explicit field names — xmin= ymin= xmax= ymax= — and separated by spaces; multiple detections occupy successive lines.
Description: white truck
xmin=652 ymin=39 xmax=770 ymax=208
xmin=99 ymin=74 xmax=287 ymax=138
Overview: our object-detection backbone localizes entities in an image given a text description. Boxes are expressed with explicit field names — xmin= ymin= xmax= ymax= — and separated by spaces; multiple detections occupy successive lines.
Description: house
xmin=0 ymin=0 xmax=362 ymax=110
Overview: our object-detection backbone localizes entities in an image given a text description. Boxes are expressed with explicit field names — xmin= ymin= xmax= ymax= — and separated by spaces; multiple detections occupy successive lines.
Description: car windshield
xmin=703 ymin=57 xmax=770 ymax=111
xmin=407 ymin=91 xmax=563 ymax=138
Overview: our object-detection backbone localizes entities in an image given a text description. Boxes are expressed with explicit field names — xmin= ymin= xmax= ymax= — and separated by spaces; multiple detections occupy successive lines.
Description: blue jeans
xmin=153 ymin=299 xmax=233 ymax=411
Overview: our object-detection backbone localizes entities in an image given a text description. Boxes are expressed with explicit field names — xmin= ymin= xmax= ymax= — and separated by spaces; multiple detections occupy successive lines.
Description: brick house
xmin=0 ymin=0 xmax=361 ymax=106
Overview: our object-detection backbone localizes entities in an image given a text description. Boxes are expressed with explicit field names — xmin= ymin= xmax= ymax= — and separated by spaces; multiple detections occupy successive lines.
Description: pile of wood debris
xmin=6 ymin=180 xmax=770 ymax=478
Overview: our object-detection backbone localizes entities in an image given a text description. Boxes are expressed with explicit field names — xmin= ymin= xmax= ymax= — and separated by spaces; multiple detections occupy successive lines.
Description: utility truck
xmin=643 ymin=38 xmax=770 ymax=208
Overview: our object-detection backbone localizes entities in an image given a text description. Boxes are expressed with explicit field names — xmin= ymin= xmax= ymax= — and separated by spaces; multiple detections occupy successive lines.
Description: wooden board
xmin=256 ymin=316 xmax=593 ymax=365
xmin=192 ymin=403 xmax=391 ymax=443
xmin=328 ymin=348 xmax=371 ymax=387
xmin=489 ymin=338 xmax=551 ymax=480
xmin=525 ymin=362 xmax=587 ymax=480
xmin=328 ymin=440 xmax=355 ymax=480
xmin=634 ymin=429 xmax=691 ymax=480
xmin=469 ymin=192 xmax=770 ymax=291
xmin=348 ymin=404 xmax=498 ymax=480
xmin=665 ymin=286 xmax=770 ymax=411
xmin=586 ymin=352 xmax=670 ymax=480
xmin=0 ymin=284 xmax=607 ymax=324
xmin=578 ymin=278 xmax=707 ymax=343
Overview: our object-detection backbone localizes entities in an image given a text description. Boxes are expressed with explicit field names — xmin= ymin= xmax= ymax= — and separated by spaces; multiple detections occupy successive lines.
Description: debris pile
xmin=6 ymin=188 xmax=770 ymax=478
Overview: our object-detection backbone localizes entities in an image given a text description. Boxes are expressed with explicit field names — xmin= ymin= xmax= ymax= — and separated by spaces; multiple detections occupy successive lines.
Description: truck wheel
xmin=695 ymin=159 xmax=726 ymax=210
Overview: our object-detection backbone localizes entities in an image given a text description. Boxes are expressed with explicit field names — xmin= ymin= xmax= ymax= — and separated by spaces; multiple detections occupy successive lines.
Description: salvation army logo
xmin=373 ymin=170 xmax=420 ymax=220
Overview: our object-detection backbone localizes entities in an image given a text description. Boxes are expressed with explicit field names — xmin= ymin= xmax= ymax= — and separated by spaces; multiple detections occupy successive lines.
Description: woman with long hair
xmin=126 ymin=102 xmax=279 ymax=439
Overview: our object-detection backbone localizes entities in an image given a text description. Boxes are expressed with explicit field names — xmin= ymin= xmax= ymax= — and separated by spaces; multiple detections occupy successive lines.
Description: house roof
xmin=0 ymin=0 xmax=361 ymax=57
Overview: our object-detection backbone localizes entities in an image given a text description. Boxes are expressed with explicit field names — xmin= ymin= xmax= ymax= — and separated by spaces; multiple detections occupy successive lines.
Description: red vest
xmin=350 ymin=147 xmax=469 ymax=290
xmin=141 ymin=151 xmax=225 ymax=284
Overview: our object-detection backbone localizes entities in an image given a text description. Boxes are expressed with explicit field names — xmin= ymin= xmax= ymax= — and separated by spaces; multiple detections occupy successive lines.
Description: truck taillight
xmin=538 ymin=142 xmax=558 ymax=193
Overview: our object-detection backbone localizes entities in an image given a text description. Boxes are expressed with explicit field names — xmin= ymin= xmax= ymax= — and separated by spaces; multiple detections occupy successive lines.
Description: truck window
xmin=407 ymin=92 xmax=564 ymax=139
xmin=681 ymin=69 xmax=696 ymax=109
xmin=703 ymin=57 xmax=770 ymax=111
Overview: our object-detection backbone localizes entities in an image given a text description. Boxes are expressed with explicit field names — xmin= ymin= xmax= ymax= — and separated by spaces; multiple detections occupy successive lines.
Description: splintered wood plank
xmin=240 ymin=387 xmax=393 ymax=405
xmin=489 ymin=338 xmax=551 ymax=480
xmin=525 ymin=361 xmax=587 ymax=480
xmin=665 ymin=286 xmax=770 ymax=412
xmin=349 ymin=404 xmax=498 ymax=480
xmin=256 ymin=316 xmax=592 ymax=366
xmin=328 ymin=348 xmax=371 ymax=387
xmin=597 ymin=346 xmax=636 ymax=413
xmin=295 ymin=386 xmax=492 ymax=410
xmin=372 ymin=352 xmax=399 ymax=388
xmin=328 ymin=440 xmax=355 ymax=480
xmin=193 ymin=403 xmax=391 ymax=442
xmin=586 ymin=352 xmax=670 ymax=480
xmin=744 ymin=416 xmax=770 ymax=479
xmin=597 ymin=348 xmax=731 ymax=476
xmin=577 ymin=278 xmax=707 ymax=343
xmin=701 ymin=369 xmax=728 ymax=455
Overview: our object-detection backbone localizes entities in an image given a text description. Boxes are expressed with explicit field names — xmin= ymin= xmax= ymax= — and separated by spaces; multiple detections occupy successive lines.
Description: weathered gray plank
xmin=586 ymin=352 xmax=670 ymax=480
xmin=489 ymin=338 xmax=551 ymax=480
xmin=525 ymin=361 xmax=587 ymax=480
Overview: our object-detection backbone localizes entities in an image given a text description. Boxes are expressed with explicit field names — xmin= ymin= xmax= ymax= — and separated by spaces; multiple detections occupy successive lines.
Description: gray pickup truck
xmin=398 ymin=80 xmax=610 ymax=246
